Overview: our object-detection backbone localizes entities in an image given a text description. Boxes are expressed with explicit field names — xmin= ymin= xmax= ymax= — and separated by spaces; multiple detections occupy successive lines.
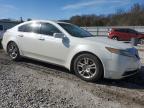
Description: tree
xmin=69 ymin=3 xmax=144 ymax=26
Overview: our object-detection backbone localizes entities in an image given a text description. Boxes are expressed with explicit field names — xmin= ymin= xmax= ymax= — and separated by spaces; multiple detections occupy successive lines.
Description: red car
xmin=108 ymin=28 xmax=144 ymax=44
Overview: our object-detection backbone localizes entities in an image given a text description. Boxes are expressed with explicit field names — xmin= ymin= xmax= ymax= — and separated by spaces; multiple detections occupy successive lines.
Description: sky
xmin=0 ymin=0 xmax=143 ymax=20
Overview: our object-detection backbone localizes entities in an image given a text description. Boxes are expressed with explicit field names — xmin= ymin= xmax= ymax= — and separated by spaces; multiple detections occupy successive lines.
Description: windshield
xmin=58 ymin=23 xmax=93 ymax=38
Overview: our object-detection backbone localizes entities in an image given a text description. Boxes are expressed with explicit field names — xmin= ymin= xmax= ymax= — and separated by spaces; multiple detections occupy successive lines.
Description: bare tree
xmin=69 ymin=3 xmax=144 ymax=26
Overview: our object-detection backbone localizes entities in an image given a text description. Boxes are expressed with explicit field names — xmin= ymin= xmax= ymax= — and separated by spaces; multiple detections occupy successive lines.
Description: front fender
xmin=65 ymin=44 xmax=111 ymax=73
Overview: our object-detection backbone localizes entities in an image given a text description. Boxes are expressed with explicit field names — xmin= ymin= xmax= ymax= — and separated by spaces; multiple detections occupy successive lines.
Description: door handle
xmin=18 ymin=34 xmax=24 ymax=37
xmin=39 ymin=38 xmax=45 ymax=41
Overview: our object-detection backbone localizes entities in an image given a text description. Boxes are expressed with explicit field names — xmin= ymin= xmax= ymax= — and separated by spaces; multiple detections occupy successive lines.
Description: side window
xmin=118 ymin=29 xmax=127 ymax=33
xmin=0 ymin=25 xmax=3 ymax=31
xmin=18 ymin=23 xmax=40 ymax=34
xmin=41 ymin=23 xmax=61 ymax=36
xmin=127 ymin=29 xmax=137 ymax=34
xmin=122 ymin=29 xmax=128 ymax=33
xmin=115 ymin=29 xmax=125 ymax=33
xmin=18 ymin=24 xmax=27 ymax=32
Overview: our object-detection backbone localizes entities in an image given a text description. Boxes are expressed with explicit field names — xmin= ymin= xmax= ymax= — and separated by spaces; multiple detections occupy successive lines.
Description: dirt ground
xmin=0 ymin=50 xmax=144 ymax=108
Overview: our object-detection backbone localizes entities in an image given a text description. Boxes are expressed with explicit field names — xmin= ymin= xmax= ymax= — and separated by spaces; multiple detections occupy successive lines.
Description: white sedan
xmin=2 ymin=20 xmax=141 ymax=82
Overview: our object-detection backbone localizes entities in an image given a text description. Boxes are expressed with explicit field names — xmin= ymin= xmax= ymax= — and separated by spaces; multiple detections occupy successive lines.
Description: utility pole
xmin=20 ymin=17 xmax=23 ymax=22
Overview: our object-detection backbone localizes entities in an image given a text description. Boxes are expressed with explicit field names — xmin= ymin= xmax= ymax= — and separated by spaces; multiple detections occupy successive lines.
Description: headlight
xmin=106 ymin=47 xmax=135 ymax=57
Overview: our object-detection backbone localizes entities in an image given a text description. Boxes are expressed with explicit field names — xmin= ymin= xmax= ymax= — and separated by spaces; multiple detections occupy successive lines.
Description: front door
xmin=37 ymin=23 xmax=71 ymax=65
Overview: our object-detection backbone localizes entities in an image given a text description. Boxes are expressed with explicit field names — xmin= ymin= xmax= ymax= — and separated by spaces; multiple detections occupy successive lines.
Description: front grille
xmin=122 ymin=69 xmax=139 ymax=76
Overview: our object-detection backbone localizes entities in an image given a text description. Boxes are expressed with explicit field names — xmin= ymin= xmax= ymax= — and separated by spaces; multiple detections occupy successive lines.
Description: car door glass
xmin=18 ymin=23 xmax=41 ymax=34
xmin=18 ymin=24 xmax=26 ymax=32
xmin=117 ymin=29 xmax=126 ymax=33
xmin=121 ymin=29 xmax=127 ymax=33
xmin=40 ymin=23 xmax=61 ymax=36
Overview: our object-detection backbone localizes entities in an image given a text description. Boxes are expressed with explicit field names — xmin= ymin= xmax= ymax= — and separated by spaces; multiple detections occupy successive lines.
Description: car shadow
xmin=19 ymin=57 xmax=72 ymax=74
xmin=19 ymin=57 xmax=144 ymax=90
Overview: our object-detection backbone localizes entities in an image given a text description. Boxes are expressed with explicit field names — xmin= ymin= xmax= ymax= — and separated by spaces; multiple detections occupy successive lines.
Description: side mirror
xmin=53 ymin=33 xmax=65 ymax=38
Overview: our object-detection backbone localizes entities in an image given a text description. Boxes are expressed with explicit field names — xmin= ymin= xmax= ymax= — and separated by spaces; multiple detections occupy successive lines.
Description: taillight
xmin=108 ymin=31 xmax=111 ymax=35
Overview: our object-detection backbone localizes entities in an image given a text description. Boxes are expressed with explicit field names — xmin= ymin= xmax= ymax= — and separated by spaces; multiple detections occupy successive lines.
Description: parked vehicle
xmin=108 ymin=28 xmax=144 ymax=44
xmin=2 ymin=20 xmax=141 ymax=82
xmin=0 ymin=25 xmax=4 ymax=39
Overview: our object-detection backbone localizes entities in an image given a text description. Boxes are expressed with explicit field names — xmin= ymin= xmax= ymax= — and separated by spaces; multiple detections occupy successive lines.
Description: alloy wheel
xmin=77 ymin=57 xmax=97 ymax=79
xmin=7 ymin=42 xmax=19 ymax=59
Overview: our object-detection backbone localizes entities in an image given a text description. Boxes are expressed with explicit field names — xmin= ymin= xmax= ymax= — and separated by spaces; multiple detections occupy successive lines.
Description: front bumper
xmin=104 ymin=53 xmax=141 ymax=79
xmin=122 ymin=69 xmax=139 ymax=77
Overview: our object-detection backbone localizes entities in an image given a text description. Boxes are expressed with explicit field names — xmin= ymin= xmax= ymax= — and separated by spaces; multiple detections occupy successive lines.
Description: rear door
xmin=116 ymin=29 xmax=128 ymax=41
xmin=17 ymin=22 xmax=43 ymax=58
xmin=127 ymin=29 xmax=138 ymax=40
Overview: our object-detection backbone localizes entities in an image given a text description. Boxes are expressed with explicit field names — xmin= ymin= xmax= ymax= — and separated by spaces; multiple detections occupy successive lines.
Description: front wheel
xmin=73 ymin=54 xmax=103 ymax=82
xmin=7 ymin=42 xmax=21 ymax=61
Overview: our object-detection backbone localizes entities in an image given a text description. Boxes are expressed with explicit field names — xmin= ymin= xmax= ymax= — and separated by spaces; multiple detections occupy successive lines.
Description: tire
xmin=7 ymin=42 xmax=21 ymax=61
xmin=139 ymin=38 xmax=144 ymax=45
xmin=73 ymin=53 xmax=103 ymax=82
xmin=112 ymin=36 xmax=119 ymax=41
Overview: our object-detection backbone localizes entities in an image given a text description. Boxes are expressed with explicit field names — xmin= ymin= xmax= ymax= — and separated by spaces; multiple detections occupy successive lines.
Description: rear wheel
xmin=7 ymin=42 xmax=21 ymax=61
xmin=73 ymin=53 xmax=103 ymax=82
xmin=112 ymin=36 xmax=119 ymax=41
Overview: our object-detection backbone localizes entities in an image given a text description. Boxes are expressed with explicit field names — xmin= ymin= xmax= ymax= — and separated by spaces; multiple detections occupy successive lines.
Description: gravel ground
xmin=0 ymin=50 xmax=144 ymax=108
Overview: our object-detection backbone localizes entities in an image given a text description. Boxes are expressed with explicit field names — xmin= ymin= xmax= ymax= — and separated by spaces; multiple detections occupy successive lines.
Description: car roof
xmin=26 ymin=20 xmax=70 ymax=25
xmin=14 ymin=20 xmax=72 ymax=29
xmin=112 ymin=28 xmax=133 ymax=30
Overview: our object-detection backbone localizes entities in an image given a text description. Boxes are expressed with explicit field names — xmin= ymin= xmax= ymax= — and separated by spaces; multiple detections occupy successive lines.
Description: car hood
xmin=83 ymin=37 xmax=132 ymax=49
